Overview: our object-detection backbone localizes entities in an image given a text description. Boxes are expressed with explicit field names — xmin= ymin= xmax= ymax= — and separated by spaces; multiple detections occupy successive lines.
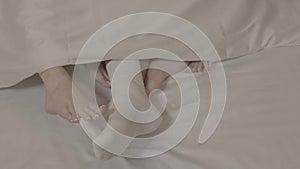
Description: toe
xmin=77 ymin=110 xmax=92 ymax=120
xmin=69 ymin=113 xmax=79 ymax=123
xmin=59 ymin=111 xmax=73 ymax=122
xmin=68 ymin=105 xmax=79 ymax=123
xmin=96 ymin=74 xmax=110 ymax=87
xmin=99 ymin=105 xmax=113 ymax=118
xmin=99 ymin=105 xmax=108 ymax=113
xmin=88 ymin=103 xmax=101 ymax=119
xmin=80 ymin=103 xmax=102 ymax=120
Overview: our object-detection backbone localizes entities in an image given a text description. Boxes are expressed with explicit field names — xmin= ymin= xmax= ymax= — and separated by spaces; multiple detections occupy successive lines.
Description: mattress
xmin=1 ymin=46 xmax=299 ymax=169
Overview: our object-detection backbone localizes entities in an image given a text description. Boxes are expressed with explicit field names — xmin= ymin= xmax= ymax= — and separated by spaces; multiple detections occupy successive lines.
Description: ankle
xmin=39 ymin=67 xmax=70 ymax=89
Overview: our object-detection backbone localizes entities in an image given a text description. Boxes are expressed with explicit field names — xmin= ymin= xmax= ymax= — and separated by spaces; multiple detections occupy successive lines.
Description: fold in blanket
xmin=1 ymin=0 xmax=300 ymax=87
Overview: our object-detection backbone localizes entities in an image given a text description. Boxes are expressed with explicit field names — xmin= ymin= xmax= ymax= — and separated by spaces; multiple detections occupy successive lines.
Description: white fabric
xmin=1 ymin=0 xmax=300 ymax=87
xmin=1 ymin=46 xmax=300 ymax=168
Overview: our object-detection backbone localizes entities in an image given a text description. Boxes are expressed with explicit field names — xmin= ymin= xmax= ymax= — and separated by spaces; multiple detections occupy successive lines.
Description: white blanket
xmin=1 ymin=0 xmax=300 ymax=87
xmin=1 ymin=46 xmax=299 ymax=169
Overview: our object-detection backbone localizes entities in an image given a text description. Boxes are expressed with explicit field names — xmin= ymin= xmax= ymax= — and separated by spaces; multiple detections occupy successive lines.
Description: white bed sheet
xmin=1 ymin=46 xmax=300 ymax=169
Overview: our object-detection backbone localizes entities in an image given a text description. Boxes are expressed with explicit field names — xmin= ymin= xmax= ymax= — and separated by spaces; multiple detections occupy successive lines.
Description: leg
xmin=93 ymin=60 xmax=163 ymax=159
xmin=96 ymin=61 xmax=111 ymax=88
xmin=39 ymin=67 xmax=78 ymax=122
xmin=39 ymin=66 xmax=103 ymax=123
xmin=145 ymin=60 xmax=206 ymax=94
xmin=96 ymin=60 xmax=206 ymax=98
xmin=145 ymin=59 xmax=188 ymax=94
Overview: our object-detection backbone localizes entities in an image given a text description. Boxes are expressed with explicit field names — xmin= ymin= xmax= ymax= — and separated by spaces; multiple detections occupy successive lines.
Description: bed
xmin=1 ymin=0 xmax=300 ymax=168
xmin=1 ymin=45 xmax=299 ymax=169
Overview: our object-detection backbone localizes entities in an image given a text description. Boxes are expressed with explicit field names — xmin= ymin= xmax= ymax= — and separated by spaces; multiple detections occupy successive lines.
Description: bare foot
xmin=93 ymin=60 xmax=164 ymax=160
xmin=96 ymin=60 xmax=206 ymax=93
xmin=39 ymin=67 xmax=103 ymax=123
xmin=96 ymin=62 xmax=111 ymax=88
xmin=145 ymin=59 xmax=188 ymax=94
xmin=92 ymin=60 xmax=205 ymax=159
xmin=93 ymin=101 xmax=163 ymax=160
